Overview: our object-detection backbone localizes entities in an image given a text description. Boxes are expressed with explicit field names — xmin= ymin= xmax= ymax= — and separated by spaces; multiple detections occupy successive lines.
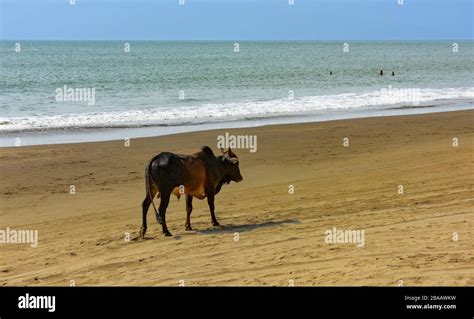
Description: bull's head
xmin=220 ymin=148 xmax=243 ymax=183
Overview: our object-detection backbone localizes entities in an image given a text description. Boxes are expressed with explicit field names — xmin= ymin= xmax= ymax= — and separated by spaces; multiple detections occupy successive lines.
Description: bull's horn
xmin=227 ymin=157 xmax=239 ymax=164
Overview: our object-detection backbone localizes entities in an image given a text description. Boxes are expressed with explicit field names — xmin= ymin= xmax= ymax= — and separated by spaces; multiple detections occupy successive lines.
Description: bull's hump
xmin=200 ymin=146 xmax=215 ymax=157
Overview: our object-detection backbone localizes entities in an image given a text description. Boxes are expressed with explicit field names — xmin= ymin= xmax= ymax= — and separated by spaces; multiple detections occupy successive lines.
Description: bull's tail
xmin=146 ymin=159 xmax=161 ymax=224
xmin=140 ymin=157 xmax=163 ymax=238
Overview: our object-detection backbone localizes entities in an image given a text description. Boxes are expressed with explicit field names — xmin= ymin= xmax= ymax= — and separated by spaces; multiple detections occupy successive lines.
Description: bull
xmin=140 ymin=146 xmax=243 ymax=238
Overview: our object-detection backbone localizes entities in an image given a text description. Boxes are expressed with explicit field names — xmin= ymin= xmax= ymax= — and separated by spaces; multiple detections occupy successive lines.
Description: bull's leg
xmin=185 ymin=195 xmax=193 ymax=231
xmin=140 ymin=196 xmax=150 ymax=238
xmin=207 ymin=193 xmax=220 ymax=227
xmin=159 ymin=193 xmax=172 ymax=237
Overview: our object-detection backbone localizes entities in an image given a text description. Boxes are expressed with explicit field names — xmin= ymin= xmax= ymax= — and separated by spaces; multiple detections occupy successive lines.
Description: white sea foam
xmin=1 ymin=87 xmax=473 ymax=132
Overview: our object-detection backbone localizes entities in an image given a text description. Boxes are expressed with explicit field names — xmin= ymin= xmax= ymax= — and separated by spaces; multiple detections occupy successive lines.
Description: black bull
xmin=140 ymin=146 xmax=243 ymax=238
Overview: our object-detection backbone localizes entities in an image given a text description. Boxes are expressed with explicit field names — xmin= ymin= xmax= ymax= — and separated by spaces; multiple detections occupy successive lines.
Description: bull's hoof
xmin=164 ymin=231 xmax=173 ymax=237
xmin=185 ymin=225 xmax=193 ymax=231
xmin=212 ymin=221 xmax=220 ymax=227
xmin=139 ymin=227 xmax=147 ymax=239
xmin=155 ymin=214 xmax=163 ymax=225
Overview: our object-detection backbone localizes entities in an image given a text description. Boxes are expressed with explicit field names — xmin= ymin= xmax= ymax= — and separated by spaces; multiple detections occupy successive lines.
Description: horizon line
xmin=1 ymin=38 xmax=473 ymax=42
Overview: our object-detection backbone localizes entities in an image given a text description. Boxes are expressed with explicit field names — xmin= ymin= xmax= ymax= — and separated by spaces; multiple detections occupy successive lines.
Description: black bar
xmin=1 ymin=287 xmax=472 ymax=317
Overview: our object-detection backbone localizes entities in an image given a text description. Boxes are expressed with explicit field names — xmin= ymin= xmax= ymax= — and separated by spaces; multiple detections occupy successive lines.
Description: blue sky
xmin=1 ymin=0 xmax=472 ymax=40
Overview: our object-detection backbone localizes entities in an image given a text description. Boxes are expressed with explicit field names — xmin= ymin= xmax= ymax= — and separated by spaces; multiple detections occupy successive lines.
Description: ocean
xmin=1 ymin=41 xmax=473 ymax=146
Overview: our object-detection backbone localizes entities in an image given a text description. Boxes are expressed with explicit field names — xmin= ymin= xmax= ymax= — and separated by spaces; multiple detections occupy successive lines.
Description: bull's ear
xmin=227 ymin=147 xmax=236 ymax=156
xmin=220 ymin=147 xmax=228 ymax=154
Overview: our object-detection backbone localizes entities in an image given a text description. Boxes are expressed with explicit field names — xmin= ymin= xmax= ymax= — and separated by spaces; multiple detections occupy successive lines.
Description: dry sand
xmin=0 ymin=110 xmax=473 ymax=286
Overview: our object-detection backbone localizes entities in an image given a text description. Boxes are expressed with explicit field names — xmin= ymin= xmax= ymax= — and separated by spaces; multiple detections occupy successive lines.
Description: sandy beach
xmin=0 ymin=110 xmax=472 ymax=286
